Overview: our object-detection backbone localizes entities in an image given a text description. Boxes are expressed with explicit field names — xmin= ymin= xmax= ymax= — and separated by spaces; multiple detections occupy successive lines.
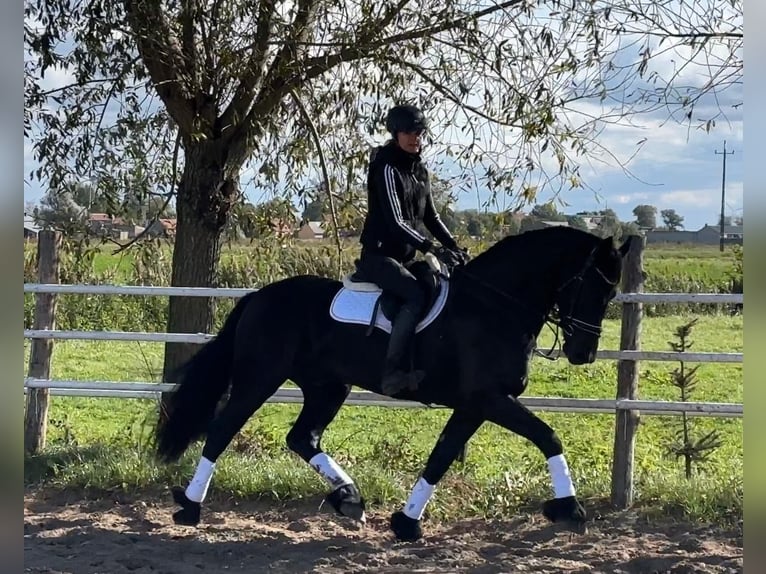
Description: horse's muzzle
xmin=563 ymin=343 xmax=596 ymax=365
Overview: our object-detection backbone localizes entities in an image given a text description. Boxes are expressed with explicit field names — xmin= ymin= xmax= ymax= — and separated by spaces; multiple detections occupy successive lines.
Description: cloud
xmin=433 ymin=87 xmax=745 ymax=222
xmin=558 ymin=96 xmax=743 ymax=193
xmin=37 ymin=65 xmax=75 ymax=92
xmin=611 ymin=192 xmax=650 ymax=205
xmin=659 ymin=190 xmax=716 ymax=208
xmin=24 ymin=140 xmax=35 ymax=165
xmin=658 ymin=181 xmax=743 ymax=209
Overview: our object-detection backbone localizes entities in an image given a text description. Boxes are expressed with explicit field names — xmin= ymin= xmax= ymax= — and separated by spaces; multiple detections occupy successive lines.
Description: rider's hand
xmin=455 ymin=246 xmax=471 ymax=265
xmin=432 ymin=245 xmax=464 ymax=268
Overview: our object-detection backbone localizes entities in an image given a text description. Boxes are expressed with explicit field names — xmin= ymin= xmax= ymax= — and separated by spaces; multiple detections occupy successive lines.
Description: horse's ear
xmin=600 ymin=236 xmax=616 ymax=250
xmin=618 ymin=235 xmax=634 ymax=257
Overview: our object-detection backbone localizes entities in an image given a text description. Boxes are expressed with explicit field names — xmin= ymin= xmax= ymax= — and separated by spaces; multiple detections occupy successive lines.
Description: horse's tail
xmin=154 ymin=291 xmax=257 ymax=463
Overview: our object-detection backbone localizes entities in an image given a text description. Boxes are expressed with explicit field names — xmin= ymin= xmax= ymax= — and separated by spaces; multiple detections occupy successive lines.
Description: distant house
xmin=575 ymin=211 xmax=606 ymax=232
xmin=646 ymin=224 xmax=743 ymax=246
xmin=295 ymin=220 xmax=324 ymax=240
xmin=268 ymin=217 xmax=295 ymax=238
xmin=24 ymin=215 xmax=40 ymax=242
xmin=86 ymin=213 xmax=139 ymax=239
xmin=145 ymin=218 xmax=177 ymax=238
xmin=645 ymin=229 xmax=697 ymax=244
xmin=87 ymin=213 xmax=115 ymax=235
xmin=112 ymin=223 xmax=145 ymax=240
xmin=520 ymin=218 xmax=569 ymax=233
xmin=575 ymin=213 xmax=604 ymax=232
xmin=702 ymin=224 xmax=743 ymax=240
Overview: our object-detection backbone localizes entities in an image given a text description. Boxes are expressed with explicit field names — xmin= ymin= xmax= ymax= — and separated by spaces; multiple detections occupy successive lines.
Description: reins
xmin=449 ymin=265 xmax=564 ymax=360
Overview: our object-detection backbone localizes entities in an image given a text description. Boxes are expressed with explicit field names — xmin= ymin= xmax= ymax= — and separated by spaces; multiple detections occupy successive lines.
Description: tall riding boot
xmin=380 ymin=306 xmax=425 ymax=396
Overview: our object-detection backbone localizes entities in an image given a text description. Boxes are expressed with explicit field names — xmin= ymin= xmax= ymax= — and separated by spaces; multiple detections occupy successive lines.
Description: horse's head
xmin=555 ymin=235 xmax=634 ymax=365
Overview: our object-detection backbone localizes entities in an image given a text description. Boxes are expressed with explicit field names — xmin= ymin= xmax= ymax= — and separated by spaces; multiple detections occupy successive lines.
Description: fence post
xmin=610 ymin=234 xmax=645 ymax=508
xmin=24 ymin=229 xmax=62 ymax=454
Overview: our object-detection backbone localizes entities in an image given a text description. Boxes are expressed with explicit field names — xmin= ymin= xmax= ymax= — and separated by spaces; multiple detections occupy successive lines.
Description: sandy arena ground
xmin=24 ymin=489 xmax=743 ymax=573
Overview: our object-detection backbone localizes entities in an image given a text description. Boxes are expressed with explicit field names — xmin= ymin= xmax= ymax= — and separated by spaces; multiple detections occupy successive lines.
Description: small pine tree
xmin=665 ymin=318 xmax=723 ymax=479
xmin=727 ymin=244 xmax=743 ymax=315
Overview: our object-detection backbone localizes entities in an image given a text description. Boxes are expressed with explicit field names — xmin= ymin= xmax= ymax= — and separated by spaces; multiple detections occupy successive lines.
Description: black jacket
xmin=359 ymin=141 xmax=457 ymax=263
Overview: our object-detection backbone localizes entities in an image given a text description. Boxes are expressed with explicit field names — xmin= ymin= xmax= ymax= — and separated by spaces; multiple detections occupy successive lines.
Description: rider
xmin=356 ymin=104 xmax=468 ymax=396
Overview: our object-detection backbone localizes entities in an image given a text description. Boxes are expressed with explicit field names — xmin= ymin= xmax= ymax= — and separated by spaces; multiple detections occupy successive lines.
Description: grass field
xmin=25 ymin=238 xmax=741 ymax=334
xmin=44 ymin=239 xmax=740 ymax=285
xmin=23 ymin=311 xmax=743 ymax=526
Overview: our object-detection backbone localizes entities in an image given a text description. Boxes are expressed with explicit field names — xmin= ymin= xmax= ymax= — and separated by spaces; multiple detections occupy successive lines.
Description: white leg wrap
xmin=547 ymin=454 xmax=576 ymax=498
xmin=309 ymin=453 xmax=354 ymax=489
xmin=185 ymin=456 xmax=216 ymax=503
xmin=403 ymin=477 xmax=436 ymax=520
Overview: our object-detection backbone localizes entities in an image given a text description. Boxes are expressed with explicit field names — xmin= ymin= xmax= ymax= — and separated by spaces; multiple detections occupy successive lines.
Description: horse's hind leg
xmin=171 ymin=366 xmax=284 ymax=527
xmin=390 ymin=408 xmax=483 ymax=541
xmin=285 ymin=383 xmax=365 ymax=522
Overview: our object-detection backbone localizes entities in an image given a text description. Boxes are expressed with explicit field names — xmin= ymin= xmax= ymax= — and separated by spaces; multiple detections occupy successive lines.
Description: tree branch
xmin=234 ymin=0 xmax=526 ymax=157
xmin=300 ymin=0 xmax=525 ymax=76
xmin=198 ymin=0 xmax=223 ymax=95
xmin=123 ymin=0 xmax=196 ymax=133
xmin=38 ymin=77 xmax=120 ymax=97
xmin=219 ymin=0 xmax=278 ymax=133
xmin=180 ymin=0 xmax=200 ymax=90
xmin=380 ymin=0 xmax=524 ymax=47
xmin=289 ymin=88 xmax=343 ymax=279
xmin=368 ymin=0 xmax=413 ymax=36
xmin=248 ymin=0 xmax=321 ymax=127
xmin=393 ymin=57 xmax=524 ymax=129
xmin=112 ymin=130 xmax=181 ymax=254
xmin=645 ymin=31 xmax=742 ymax=39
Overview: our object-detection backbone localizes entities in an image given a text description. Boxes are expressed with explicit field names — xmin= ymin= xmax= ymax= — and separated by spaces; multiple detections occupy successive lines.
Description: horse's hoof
xmin=325 ymin=484 xmax=367 ymax=523
xmin=390 ymin=511 xmax=423 ymax=542
xmin=542 ymin=496 xmax=588 ymax=534
xmin=171 ymin=486 xmax=201 ymax=526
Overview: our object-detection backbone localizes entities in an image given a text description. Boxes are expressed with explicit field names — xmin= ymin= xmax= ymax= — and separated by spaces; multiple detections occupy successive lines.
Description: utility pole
xmin=715 ymin=140 xmax=734 ymax=252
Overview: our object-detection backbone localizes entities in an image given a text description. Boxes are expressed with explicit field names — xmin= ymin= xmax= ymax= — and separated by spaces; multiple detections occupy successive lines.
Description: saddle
xmin=340 ymin=254 xmax=444 ymax=336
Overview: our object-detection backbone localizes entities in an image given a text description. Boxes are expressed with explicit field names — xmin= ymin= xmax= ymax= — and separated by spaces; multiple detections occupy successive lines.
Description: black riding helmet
xmin=386 ymin=105 xmax=428 ymax=137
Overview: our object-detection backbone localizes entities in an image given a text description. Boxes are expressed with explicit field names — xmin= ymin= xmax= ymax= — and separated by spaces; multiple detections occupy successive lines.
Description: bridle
xmin=448 ymin=245 xmax=619 ymax=360
xmin=551 ymin=247 xmax=618 ymax=335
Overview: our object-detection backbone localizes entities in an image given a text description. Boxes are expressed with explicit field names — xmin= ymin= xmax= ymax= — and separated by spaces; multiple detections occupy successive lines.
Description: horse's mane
xmin=467 ymin=226 xmax=602 ymax=271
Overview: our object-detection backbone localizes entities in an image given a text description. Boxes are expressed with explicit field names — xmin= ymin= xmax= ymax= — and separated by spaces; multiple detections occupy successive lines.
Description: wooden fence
xmin=23 ymin=230 xmax=744 ymax=509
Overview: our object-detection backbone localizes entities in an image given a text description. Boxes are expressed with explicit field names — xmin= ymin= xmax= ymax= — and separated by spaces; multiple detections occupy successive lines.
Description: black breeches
xmin=356 ymin=253 xmax=426 ymax=314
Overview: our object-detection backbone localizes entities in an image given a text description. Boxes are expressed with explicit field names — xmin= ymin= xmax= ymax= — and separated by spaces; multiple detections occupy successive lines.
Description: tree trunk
xmin=161 ymin=141 xmax=238 ymax=390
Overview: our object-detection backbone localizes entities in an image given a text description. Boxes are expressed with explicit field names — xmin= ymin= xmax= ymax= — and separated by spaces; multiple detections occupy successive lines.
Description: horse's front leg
xmin=481 ymin=393 xmax=587 ymax=532
xmin=390 ymin=409 xmax=483 ymax=541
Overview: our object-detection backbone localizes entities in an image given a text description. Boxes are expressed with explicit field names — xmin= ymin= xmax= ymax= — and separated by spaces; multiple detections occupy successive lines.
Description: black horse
xmin=155 ymin=226 xmax=633 ymax=541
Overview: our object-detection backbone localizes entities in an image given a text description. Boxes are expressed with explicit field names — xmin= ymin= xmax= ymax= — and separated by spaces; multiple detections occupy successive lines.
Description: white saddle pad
xmin=329 ymin=277 xmax=450 ymax=334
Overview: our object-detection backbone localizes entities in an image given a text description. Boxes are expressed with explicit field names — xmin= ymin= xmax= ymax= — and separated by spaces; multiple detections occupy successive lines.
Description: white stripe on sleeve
xmin=383 ymin=165 xmax=427 ymax=243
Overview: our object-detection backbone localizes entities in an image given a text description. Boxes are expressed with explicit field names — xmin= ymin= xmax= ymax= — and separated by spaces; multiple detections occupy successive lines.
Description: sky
xmin=23 ymin=99 xmax=744 ymax=232
xmin=422 ymin=7 xmax=745 ymax=231
xmin=441 ymin=105 xmax=744 ymax=230
xmin=24 ymin=5 xmax=745 ymax=233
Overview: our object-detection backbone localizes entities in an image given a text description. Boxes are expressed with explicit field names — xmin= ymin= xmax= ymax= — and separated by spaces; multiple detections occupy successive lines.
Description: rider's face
xmin=396 ymin=130 xmax=424 ymax=154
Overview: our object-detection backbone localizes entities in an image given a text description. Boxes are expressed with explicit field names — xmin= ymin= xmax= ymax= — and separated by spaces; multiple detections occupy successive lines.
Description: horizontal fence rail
xmin=22 ymin=281 xmax=743 ymax=425
xmin=22 ymin=329 xmax=743 ymax=363
xmin=23 ymin=379 xmax=743 ymax=418
xmin=23 ymin=283 xmax=745 ymax=305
